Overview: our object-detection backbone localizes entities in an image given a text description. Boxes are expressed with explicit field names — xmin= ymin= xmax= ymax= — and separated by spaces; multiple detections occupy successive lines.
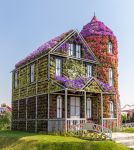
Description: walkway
xmin=112 ymin=132 xmax=134 ymax=149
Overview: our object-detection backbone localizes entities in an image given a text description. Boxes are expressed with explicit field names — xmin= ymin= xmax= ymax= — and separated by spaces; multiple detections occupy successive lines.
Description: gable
xmin=51 ymin=30 xmax=98 ymax=63
xmin=83 ymin=78 xmax=103 ymax=93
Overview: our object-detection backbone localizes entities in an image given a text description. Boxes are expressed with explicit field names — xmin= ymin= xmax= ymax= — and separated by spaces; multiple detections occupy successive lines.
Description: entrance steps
xmin=112 ymin=132 xmax=134 ymax=149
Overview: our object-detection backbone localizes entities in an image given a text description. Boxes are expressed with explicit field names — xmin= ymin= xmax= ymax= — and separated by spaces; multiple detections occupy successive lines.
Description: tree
xmin=121 ymin=114 xmax=127 ymax=123
xmin=0 ymin=112 xmax=11 ymax=130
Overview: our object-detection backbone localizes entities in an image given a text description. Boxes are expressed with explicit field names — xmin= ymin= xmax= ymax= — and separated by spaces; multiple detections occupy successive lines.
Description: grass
xmin=122 ymin=127 xmax=134 ymax=133
xmin=0 ymin=130 xmax=130 ymax=150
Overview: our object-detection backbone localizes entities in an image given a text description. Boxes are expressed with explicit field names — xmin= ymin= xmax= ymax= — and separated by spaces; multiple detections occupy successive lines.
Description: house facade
xmin=12 ymin=16 xmax=120 ymax=132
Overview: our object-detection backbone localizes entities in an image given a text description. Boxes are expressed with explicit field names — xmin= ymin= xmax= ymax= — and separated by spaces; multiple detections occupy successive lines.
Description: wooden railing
xmin=67 ymin=121 xmax=112 ymax=139
xmin=122 ymin=122 xmax=134 ymax=128
xmin=67 ymin=118 xmax=86 ymax=131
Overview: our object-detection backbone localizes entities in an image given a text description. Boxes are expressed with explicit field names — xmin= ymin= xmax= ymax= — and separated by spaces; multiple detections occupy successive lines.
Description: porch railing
xmin=122 ymin=122 xmax=134 ymax=128
xmin=67 ymin=121 xmax=112 ymax=139
xmin=67 ymin=118 xmax=86 ymax=131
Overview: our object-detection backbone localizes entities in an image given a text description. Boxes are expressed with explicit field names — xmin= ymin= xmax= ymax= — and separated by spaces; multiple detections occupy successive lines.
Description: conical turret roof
xmin=80 ymin=16 xmax=114 ymax=37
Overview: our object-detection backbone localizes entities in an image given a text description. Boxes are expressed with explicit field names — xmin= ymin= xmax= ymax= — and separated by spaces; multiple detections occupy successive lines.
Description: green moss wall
xmin=12 ymin=56 xmax=48 ymax=101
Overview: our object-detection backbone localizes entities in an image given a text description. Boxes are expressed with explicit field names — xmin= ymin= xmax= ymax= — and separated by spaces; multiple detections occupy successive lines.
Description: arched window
xmin=109 ymin=68 xmax=113 ymax=86
xmin=108 ymin=42 xmax=113 ymax=53
xmin=57 ymin=95 xmax=62 ymax=118
xmin=87 ymin=98 xmax=92 ymax=118
xmin=110 ymin=101 xmax=114 ymax=118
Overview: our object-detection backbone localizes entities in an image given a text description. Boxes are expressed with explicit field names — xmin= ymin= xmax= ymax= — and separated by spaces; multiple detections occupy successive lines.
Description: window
xmin=69 ymin=43 xmax=74 ymax=56
xmin=87 ymin=64 xmax=92 ymax=77
xmin=55 ymin=58 xmax=62 ymax=76
xmin=57 ymin=95 xmax=62 ymax=118
xmin=30 ymin=64 xmax=35 ymax=83
xmin=110 ymin=101 xmax=114 ymax=118
xmin=87 ymin=98 xmax=92 ymax=118
xmin=68 ymin=43 xmax=81 ymax=58
xmin=70 ymin=97 xmax=80 ymax=118
xmin=109 ymin=68 xmax=113 ymax=86
xmin=108 ymin=42 xmax=113 ymax=53
xmin=14 ymin=71 xmax=18 ymax=89
xmin=76 ymin=44 xmax=81 ymax=58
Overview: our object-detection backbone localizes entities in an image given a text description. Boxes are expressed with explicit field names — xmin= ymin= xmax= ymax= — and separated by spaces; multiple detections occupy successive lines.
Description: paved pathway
xmin=112 ymin=132 xmax=134 ymax=149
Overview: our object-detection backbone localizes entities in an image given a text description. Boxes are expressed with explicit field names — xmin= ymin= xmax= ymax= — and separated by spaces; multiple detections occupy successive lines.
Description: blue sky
xmin=0 ymin=0 xmax=134 ymax=107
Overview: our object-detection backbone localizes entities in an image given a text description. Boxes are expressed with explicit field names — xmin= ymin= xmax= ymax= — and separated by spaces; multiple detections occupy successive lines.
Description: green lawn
xmin=0 ymin=130 xmax=130 ymax=150
xmin=122 ymin=127 xmax=134 ymax=133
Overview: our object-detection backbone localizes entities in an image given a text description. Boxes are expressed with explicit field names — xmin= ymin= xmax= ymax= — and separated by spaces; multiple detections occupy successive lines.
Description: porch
xmin=48 ymin=88 xmax=118 ymax=132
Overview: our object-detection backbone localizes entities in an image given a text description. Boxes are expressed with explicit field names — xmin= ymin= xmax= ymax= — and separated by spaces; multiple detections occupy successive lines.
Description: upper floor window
xmin=68 ymin=43 xmax=81 ymax=58
xmin=87 ymin=64 xmax=92 ymax=77
xmin=109 ymin=68 xmax=113 ymax=86
xmin=14 ymin=71 xmax=18 ymax=89
xmin=87 ymin=98 xmax=92 ymax=118
xmin=30 ymin=64 xmax=35 ymax=83
xmin=57 ymin=95 xmax=62 ymax=118
xmin=108 ymin=42 xmax=113 ymax=53
xmin=110 ymin=101 xmax=114 ymax=118
xmin=69 ymin=43 xmax=74 ymax=56
xmin=56 ymin=58 xmax=62 ymax=76
xmin=76 ymin=44 xmax=81 ymax=58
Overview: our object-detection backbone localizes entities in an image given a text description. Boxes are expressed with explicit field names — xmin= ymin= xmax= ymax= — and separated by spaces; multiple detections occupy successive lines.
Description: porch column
xmin=65 ymin=88 xmax=68 ymax=132
xmin=84 ymin=91 xmax=87 ymax=122
xmin=101 ymin=92 xmax=103 ymax=131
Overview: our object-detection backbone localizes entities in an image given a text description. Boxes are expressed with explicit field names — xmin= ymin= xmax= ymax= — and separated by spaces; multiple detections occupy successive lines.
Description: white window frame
xmin=76 ymin=44 xmax=81 ymax=58
xmin=55 ymin=58 xmax=62 ymax=76
xmin=14 ymin=71 xmax=18 ymax=89
xmin=69 ymin=43 xmax=74 ymax=56
xmin=70 ymin=97 xmax=80 ymax=118
xmin=30 ymin=64 xmax=35 ymax=83
xmin=109 ymin=68 xmax=113 ymax=86
xmin=108 ymin=42 xmax=113 ymax=53
xmin=110 ymin=101 xmax=114 ymax=118
xmin=57 ymin=95 xmax=62 ymax=118
xmin=87 ymin=98 xmax=92 ymax=118
xmin=87 ymin=64 xmax=92 ymax=77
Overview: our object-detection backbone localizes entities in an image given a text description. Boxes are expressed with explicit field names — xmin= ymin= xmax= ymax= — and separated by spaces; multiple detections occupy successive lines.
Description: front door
xmin=70 ymin=97 xmax=80 ymax=127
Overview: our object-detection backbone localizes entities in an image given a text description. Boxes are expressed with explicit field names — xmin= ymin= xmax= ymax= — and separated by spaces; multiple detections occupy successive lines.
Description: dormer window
xmin=76 ymin=44 xmax=81 ymax=58
xmin=69 ymin=43 xmax=74 ymax=56
xmin=109 ymin=68 xmax=113 ymax=86
xmin=68 ymin=43 xmax=81 ymax=58
xmin=87 ymin=64 xmax=92 ymax=77
xmin=108 ymin=42 xmax=113 ymax=53
xmin=56 ymin=58 xmax=62 ymax=76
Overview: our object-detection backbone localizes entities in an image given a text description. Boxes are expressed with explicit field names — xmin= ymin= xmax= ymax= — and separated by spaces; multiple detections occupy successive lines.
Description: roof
xmin=80 ymin=16 xmax=115 ymax=37
xmin=55 ymin=76 xmax=115 ymax=93
xmin=15 ymin=30 xmax=74 ymax=68
xmin=122 ymin=104 xmax=134 ymax=112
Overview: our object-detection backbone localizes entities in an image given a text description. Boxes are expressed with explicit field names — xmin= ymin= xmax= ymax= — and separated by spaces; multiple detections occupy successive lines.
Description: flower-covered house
xmin=12 ymin=16 xmax=120 ymax=132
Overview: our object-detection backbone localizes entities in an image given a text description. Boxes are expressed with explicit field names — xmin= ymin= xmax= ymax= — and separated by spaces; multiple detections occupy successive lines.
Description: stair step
xmin=113 ymin=136 xmax=134 ymax=140
xmin=116 ymin=139 xmax=134 ymax=147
